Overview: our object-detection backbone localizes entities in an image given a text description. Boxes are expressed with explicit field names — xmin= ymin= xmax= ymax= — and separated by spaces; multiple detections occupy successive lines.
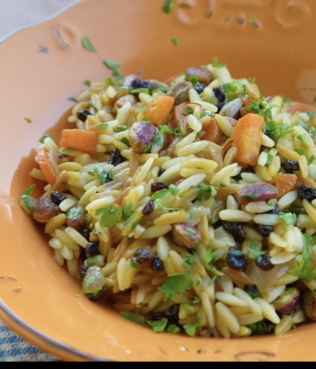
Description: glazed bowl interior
xmin=0 ymin=0 xmax=316 ymax=361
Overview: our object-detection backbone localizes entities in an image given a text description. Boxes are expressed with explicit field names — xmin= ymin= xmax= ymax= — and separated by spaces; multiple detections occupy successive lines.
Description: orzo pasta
xmin=20 ymin=59 xmax=316 ymax=338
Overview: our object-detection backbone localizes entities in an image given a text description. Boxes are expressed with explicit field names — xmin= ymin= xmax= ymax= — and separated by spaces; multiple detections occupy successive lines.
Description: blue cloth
xmin=0 ymin=320 xmax=58 ymax=362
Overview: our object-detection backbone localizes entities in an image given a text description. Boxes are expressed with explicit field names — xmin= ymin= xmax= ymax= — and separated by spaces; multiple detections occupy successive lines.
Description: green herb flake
xmin=241 ymin=194 xmax=259 ymax=199
xmin=186 ymin=74 xmax=199 ymax=85
xmin=248 ymin=242 xmax=266 ymax=261
xmin=250 ymin=17 xmax=257 ymax=24
xmin=295 ymin=148 xmax=306 ymax=156
xmin=264 ymin=120 xmax=293 ymax=138
xmin=96 ymin=205 xmax=122 ymax=228
xmin=181 ymin=300 xmax=199 ymax=313
xmin=182 ymin=106 xmax=194 ymax=116
xmin=68 ymin=97 xmax=77 ymax=102
xmin=308 ymin=155 xmax=316 ymax=165
xmin=157 ymin=273 xmax=193 ymax=300
xmin=187 ymin=228 xmax=196 ymax=236
xmin=212 ymin=57 xmax=226 ymax=68
xmin=169 ymin=184 xmax=180 ymax=196
xmin=146 ymin=318 xmax=168 ymax=333
xmin=184 ymin=323 xmax=196 ymax=338
xmin=302 ymin=234 xmax=313 ymax=260
xmin=305 ymin=111 xmax=316 ymax=118
xmin=248 ymin=320 xmax=270 ymax=335
xmin=189 ymin=212 xmax=195 ymax=219
xmin=288 ymin=259 xmax=316 ymax=282
xmin=297 ymin=134 xmax=307 ymax=143
xmin=63 ymin=148 xmax=76 ymax=152
xmin=147 ymin=221 xmax=155 ymax=225
xmin=267 ymin=199 xmax=277 ymax=207
xmin=21 ymin=195 xmax=34 ymax=213
xmin=61 ymin=181 xmax=67 ymax=185
xmin=84 ymin=80 xmax=92 ymax=87
xmin=96 ymin=123 xmax=109 ymax=129
xmin=81 ymin=36 xmax=96 ymax=52
xmin=74 ymin=294 xmax=80 ymax=298
xmin=204 ymin=246 xmax=216 ymax=265
xmin=151 ymin=188 xmax=170 ymax=201
xmin=122 ymin=311 xmax=144 ymax=325
xmin=248 ymin=77 xmax=256 ymax=84
xmin=132 ymin=217 xmax=143 ymax=230
xmin=183 ymin=255 xmax=195 ymax=268
xmin=130 ymin=260 xmax=141 ymax=269
xmin=267 ymin=153 xmax=274 ymax=166
xmin=162 ymin=0 xmax=176 ymax=13
xmin=103 ymin=59 xmax=122 ymax=78
xmin=121 ymin=137 xmax=130 ymax=146
xmin=24 ymin=185 xmax=35 ymax=196
xmin=155 ymin=203 xmax=183 ymax=212
xmin=172 ymin=38 xmax=179 ymax=47
xmin=24 ymin=117 xmax=32 ymax=123
xmin=84 ymin=276 xmax=96 ymax=286
xmin=90 ymin=231 xmax=101 ymax=238
xmin=167 ymin=325 xmax=181 ymax=334
xmin=66 ymin=207 xmax=84 ymax=219
xmin=123 ymin=203 xmax=134 ymax=221
xmin=158 ymin=122 xmax=174 ymax=135
xmin=39 ymin=133 xmax=54 ymax=143
xmin=131 ymin=88 xmax=150 ymax=94
xmin=143 ymin=143 xmax=152 ymax=153
xmin=196 ymin=182 xmax=217 ymax=201
xmin=114 ymin=125 xmax=128 ymax=133
xmin=278 ymin=212 xmax=294 ymax=225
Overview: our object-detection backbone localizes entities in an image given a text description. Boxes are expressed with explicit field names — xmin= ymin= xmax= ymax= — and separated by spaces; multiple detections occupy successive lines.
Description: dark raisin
xmin=158 ymin=168 xmax=166 ymax=177
xmin=153 ymin=305 xmax=179 ymax=324
xmin=78 ymin=264 xmax=89 ymax=279
xmin=282 ymin=160 xmax=300 ymax=174
xmin=108 ymin=149 xmax=126 ymax=166
xmin=213 ymin=219 xmax=223 ymax=229
xmin=151 ymin=255 xmax=164 ymax=273
xmin=263 ymin=129 xmax=271 ymax=138
xmin=269 ymin=205 xmax=281 ymax=214
xmin=298 ymin=184 xmax=316 ymax=202
xmin=256 ymin=224 xmax=273 ymax=237
xmin=213 ymin=87 xmax=226 ymax=104
xmin=226 ymin=249 xmax=247 ymax=271
xmin=86 ymin=287 xmax=107 ymax=301
xmin=77 ymin=109 xmax=92 ymax=122
xmin=131 ymin=78 xmax=154 ymax=91
xmin=244 ymin=285 xmax=261 ymax=296
xmin=255 ymin=253 xmax=274 ymax=271
xmin=194 ymin=82 xmax=206 ymax=94
xmin=58 ymin=154 xmax=67 ymax=159
xmin=142 ymin=201 xmax=155 ymax=215
xmin=151 ymin=182 xmax=168 ymax=193
xmin=79 ymin=247 xmax=87 ymax=262
xmin=85 ymin=241 xmax=101 ymax=258
xmin=50 ymin=191 xmax=67 ymax=206
xmin=216 ymin=102 xmax=226 ymax=113
xmin=222 ymin=221 xmax=244 ymax=241
xmin=80 ymin=228 xmax=90 ymax=242
xmin=131 ymin=248 xmax=153 ymax=264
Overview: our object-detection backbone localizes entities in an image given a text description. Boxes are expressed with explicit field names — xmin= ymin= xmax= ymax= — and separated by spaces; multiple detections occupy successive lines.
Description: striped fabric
xmin=0 ymin=320 xmax=58 ymax=362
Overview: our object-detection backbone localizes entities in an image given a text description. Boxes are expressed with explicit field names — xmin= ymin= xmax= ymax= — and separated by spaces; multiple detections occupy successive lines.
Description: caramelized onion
xmin=222 ymin=267 xmax=254 ymax=285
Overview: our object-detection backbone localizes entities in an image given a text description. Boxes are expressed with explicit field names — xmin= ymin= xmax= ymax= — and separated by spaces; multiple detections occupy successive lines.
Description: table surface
xmin=0 ymin=0 xmax=76 ymax=361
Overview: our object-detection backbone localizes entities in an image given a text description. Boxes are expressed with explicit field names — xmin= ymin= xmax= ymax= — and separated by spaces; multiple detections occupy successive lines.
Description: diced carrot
xmin=231 ymin=113 xmax=264 ymax=167
xmin=37 ymin=147 xmax=60 ymax=185
xmin=286 ymin=102 xmax=316 ymax=115
xmin=174 ymin=102 xmax=188 ymax=125
xmin=145 ymin=96 xmax=175 ymax=126
xmin=275 ymin=173 xmax=297 ymax=198
xmin=59 ymin=129 xmax=97 ymax=153
xmin=246 ymin=84 xmax=260 ymax=101
xmin=201 ymin=116 xmax=223 ymax=144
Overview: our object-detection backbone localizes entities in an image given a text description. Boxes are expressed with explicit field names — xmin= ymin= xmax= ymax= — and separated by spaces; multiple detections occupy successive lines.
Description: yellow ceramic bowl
xmin=1 ymin=0 xmax=316 ymax=361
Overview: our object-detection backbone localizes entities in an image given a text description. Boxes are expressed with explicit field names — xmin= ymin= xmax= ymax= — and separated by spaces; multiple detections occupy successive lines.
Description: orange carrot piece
xmin=275 ymin=173 xmax=297 ymax=198
xmin=286 ymin=102 xmax=316 ymax=115
xmin=201 ymin=116 xmax=223 ymax=144
xmin=145 ymin=96 xmax=175 ymax=126
xmin=37 ymin=147 xmax=60 ymax=185
xmin=231 ymin=113 xmax=264 ymax=167
xmin=59 ymin=129 xmax=97 ymax=153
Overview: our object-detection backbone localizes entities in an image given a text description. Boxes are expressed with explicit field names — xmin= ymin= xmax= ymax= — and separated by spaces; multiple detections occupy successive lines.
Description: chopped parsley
xmin=248 ymin=242 xmax=266 ymax=262
xmin=189 ymin=212 xmax=195 ymax=219
xmin=264 ymin=120 xmax=293 ymax=138
xmin=132 ymin=217 xmax=143 ymax=229
xmin=196 ymin=183 xmax=217 ymax=201
xmin=302 ymin=234 xmax=313 ymax=260
xmin=169 ymin=184 xmax=180 ymax=196
xmin=130 ymin=260 xmax=141 ymax=269
xmin=162 ymin=0 xmax=176 ymax=13
xmin=21 ymin=195 xmax=34 ymax=213
xmin=68 ymin=97 xmax=77 ymax=102
xmin=172 ymin=38 xmax=179 ymax=46
xmin=181 ymin=300 xmax=198 ymax=313
xmin=248 ymin=77 xmax=256 ymax=84
xmin=81 ymin=36 xmax=96 ymax=52
xmin=39 ymin=133 xmax=54 ymax=143
xmin=122 ymin=311 xmax=144 ymax=324
xmin=114 ymin=125 xmax=128 ymax=132
xmin=308 ymin=156 xmax=316 ymax=165
xmin=305 ymin=111 xmax=316 ymax=118
xmin=103 ymin=59 xmax=122 ymax=78
xmin=248 ymin=320 xmax=271 ymax=335
xmin=157 ymin=273 xmax=193 ymax=300
xmin=24 ymin=117 xmax=32 ymax=123
xmin=131 ymin=88 xmax=150 ymax=94
xmin=212 ymin=57 xmax=226 ymax=68
xmin=143 ymin=143 xmax=152 ymax=153
xmin=146 ymin=318 xmax=168 ymax=333
xmin=121 ymin=137 xmax=130 ymax=145
xmin=155 ymin=203 xmax=183 ymax=212
xmin=167 ymin=325 xmax=181 ymax=334
xmin=96 ymin=203 xmax=134 ymax=228
xmin=90 ymin=231 xmax=101 ymax=237
xmin=151 ymin=188 xmax=170 ymax=201
xmin=204 ymin=246 xmax=216 ymax=265
xmin=241 ymin=194 xmax=259 ymax=199
xmin=182 ymin=106 xmax=194 ymax=116
xmin=278 ymin=212 xmax=294 ymax=225
xmin=187 ymin=229 xmax=196 ymax=236
xmin=288 ymin=259 xmax=316 ymax=282
xmin=250 ymin=17 xmax=257 ymax=24
xmin=295 ymin=148 xmax=306 ymax=156
xmin=23 ymin=185 xmax=35 ymax=196
xmin=297 ymin=134 xmax=307 ymax=143
xmin=186 ymin=75 xmax=199 ymax=85
xmin=267 ymin=153 xmax=274 ymax=166
xmin=84 ymin=80 xmax=91 ymax=87
xmin=96 ymin=123 xmax=108 ymax=129
xmin=183 ymin=323 xmax=197 ymax=337
xmin=90 ymin=165 xmax=112 ymax=184
xmin=66 ymin=207 xmax=84 ymax=219
xmin=183 ymin=255 xmax=195 ymax=268
xmin=267 ymin=199 xmax=277 ymax=207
